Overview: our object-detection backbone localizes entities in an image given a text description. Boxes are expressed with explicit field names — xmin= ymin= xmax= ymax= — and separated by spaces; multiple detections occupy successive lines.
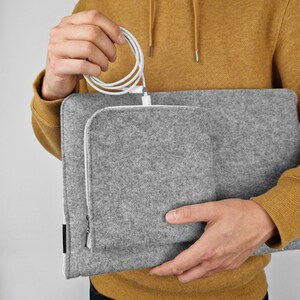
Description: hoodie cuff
xmin=249 ymin=176 xmax=300 ymax=250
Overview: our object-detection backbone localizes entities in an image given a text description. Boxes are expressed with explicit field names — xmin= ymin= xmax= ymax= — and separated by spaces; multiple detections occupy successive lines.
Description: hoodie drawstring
xmin=148 ymin=0 xmax=156 ymax=57
xmin=192 ymin=0 xmax=199 ymax=62
xmin=147 ymin=0 xmax=199 ymax=62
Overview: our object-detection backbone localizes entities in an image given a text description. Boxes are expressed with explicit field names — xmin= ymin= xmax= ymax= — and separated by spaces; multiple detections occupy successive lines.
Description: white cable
xmin=83 ymin=26 xmax=151 ymax=105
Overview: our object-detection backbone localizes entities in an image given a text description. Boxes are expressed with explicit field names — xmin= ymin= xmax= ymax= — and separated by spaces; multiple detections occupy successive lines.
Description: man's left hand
xmin=149 ymin=198 xmax=278 ymax=283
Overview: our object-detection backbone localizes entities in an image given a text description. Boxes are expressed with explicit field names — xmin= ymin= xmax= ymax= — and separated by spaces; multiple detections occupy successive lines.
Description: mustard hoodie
xmin=30 ymin=0 xmax=300 ymax=299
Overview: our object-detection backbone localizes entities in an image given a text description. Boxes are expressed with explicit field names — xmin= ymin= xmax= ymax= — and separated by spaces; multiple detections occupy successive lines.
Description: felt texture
xmin=84 ymin=106 xmax=216 ymax=250
xmin=61 ymin=88 xmax=300 ymax=279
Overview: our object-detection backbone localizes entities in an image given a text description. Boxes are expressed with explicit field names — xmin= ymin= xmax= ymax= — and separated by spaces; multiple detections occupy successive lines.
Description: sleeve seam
xmin=272 ymin=0 xmax=292 ymax=55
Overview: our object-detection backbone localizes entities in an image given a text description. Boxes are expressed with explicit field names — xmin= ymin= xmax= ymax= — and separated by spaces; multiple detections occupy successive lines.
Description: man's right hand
xmin=41 ymin=9 xmax=126 ymax=100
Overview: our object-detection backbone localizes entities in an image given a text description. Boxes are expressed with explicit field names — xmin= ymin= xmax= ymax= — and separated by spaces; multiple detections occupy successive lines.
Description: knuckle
xmin=61 ymin=16 xmax=69 ymax=23
xmin=201 ymin=249 xmax=214 ymax=261
xmin=83 ymin=42 xmax=94 ymax=57
xmin=177 ymin=275 xmax=188 ymax=284
xmin=87 ymin=26 xmax=101 ymax=40
xmin=182 ymin=206 xmax=192 ymax=220
xmin=171 ymin=261 xmax=184 ymax=275
xmin=78 ymin=61 xmax=87 ymax=74
xmin=87 ymin=10 xmax=100 ymax=22
xmin=213 ymin=246 xmax=225 ymax=258
xmin=50 ymin=26 xmax=59 ymax=38
xmin=172 ymin=265 xmax=184 ymax=275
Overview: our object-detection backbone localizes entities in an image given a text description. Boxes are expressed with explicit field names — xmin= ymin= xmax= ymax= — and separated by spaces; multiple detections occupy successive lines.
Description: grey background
xmin=0 ymin=0 xmax=299 ymax=299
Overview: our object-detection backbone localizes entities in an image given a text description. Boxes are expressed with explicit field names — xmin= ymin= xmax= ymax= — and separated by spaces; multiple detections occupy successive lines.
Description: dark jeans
xmin=90 ymin=280 xmax=269 ymax=300
xmin=90 ymin=280 xmax=114 ymax=300
xmin=263 ymin=292 xmax=269 ymax=300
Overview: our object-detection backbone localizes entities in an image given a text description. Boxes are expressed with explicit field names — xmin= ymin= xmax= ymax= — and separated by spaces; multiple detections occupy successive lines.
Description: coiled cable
xmin=83 ymin=26 xmax=151 ymax=105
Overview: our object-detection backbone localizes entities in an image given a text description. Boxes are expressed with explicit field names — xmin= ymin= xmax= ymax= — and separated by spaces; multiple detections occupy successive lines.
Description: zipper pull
xmin=85 ymin=215 xmax=90 ymax=248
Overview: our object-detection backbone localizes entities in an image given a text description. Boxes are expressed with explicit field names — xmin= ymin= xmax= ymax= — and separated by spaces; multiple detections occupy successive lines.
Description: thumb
xmin=165 ymin=202 xmax=218 ymax=224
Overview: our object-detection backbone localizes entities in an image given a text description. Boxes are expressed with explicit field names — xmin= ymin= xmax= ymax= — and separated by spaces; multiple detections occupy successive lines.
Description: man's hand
xmin=42 ymin=10 xmax=126 ymax=100
xmin=149 ymin=198 xmax=279 ymax=283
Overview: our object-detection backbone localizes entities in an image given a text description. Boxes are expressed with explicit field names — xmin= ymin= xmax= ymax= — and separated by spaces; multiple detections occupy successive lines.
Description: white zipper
xmin=85 ymin=214 xmax=91 ymax=248
xmin=83 ymin=121 xmax=92 ymax=249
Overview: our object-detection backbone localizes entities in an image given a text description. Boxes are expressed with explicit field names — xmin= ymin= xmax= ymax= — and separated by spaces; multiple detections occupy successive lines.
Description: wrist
xmin=41 ymin=77 xmax=63 ymax=101
xmin=41 ymin=71 xmax=76 ymax=100
xmin=249 ymin=200 xmax=278 ymax=239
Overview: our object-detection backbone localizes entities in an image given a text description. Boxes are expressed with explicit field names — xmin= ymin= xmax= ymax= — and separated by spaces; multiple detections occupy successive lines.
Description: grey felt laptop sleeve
xmin=61 ymin=88 xmax=300 ymax=279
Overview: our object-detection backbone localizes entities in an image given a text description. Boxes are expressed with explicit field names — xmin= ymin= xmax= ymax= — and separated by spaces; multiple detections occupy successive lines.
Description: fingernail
xmin=166 ymin=210 xmax=176 ymax=222
xmin=118 ymin=33 xmax=125 ymax=44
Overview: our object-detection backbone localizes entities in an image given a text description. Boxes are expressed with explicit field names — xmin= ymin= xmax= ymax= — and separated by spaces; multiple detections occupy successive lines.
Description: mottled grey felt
xmin=61 ymin=88 xmax=300 ymax=279
xmin=85 ymin=106 xmax=216 ymax=251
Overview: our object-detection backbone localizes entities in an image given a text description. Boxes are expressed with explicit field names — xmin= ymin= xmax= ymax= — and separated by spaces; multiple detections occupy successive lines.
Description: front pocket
xmin=84 ymin=105 xmax=216 ymax=251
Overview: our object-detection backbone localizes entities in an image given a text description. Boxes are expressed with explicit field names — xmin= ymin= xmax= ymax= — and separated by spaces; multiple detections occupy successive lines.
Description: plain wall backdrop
xmin=0 ymin=1 xmax=299 ymax=299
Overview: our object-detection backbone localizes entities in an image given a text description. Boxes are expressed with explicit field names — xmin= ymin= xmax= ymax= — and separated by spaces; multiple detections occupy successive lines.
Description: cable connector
xmin=142 ymin=91 xmax=152 ymax=106
xmin=128 ymin=85 xmax=144 ymax=94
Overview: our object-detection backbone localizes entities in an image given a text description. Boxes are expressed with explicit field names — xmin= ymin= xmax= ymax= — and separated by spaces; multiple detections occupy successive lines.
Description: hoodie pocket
xmin=84 ymin=105 xmax=216 ymax=251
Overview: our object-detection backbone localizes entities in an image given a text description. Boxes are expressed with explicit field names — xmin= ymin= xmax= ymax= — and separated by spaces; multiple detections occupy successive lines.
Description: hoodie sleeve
xmin=30 ymin=0 xmax=88 ymax=161
xmin=249 ymin=0 xmax=300 ymax=250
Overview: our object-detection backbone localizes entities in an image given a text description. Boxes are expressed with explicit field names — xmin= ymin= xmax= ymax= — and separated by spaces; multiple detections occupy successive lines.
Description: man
xmin=30 ymin=1 xmax=300 ymax=299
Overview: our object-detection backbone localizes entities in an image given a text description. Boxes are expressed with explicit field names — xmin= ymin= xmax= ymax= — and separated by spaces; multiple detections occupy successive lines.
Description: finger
xmin=177 ymin=247 xmax=253 ymax=283
xmin=60 ymin=10 xmax=126 ymax=45
xmin=150 ymin=238 xmax=211 ymax=276
xmin=176 ymin=262 xmax=215 ymax=283
xmin=52 ymin=58 xmax=101 ymax=77
xmin=58 ymin=24 xmax=117 ymax=62
xmin=165 ymin=202 xmax=219 ymax=224
xmin=51 ymin=40 xmax=109 ymax=72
